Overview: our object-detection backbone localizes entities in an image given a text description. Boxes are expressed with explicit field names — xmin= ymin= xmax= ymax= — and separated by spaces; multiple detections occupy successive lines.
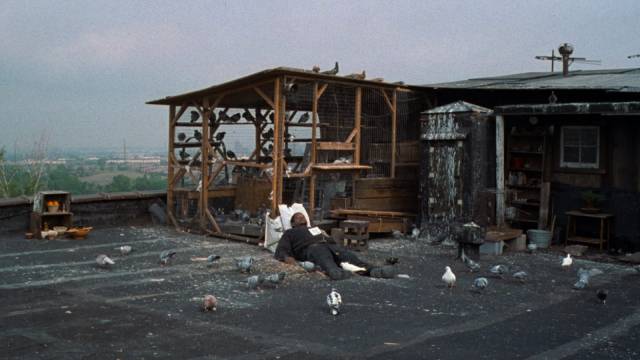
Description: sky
xmin=1 ymin=0 xmax=639 ymax=152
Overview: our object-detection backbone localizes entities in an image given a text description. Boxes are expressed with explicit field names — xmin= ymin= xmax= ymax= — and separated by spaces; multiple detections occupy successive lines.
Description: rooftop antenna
xmin=629 ymin=54 xmax=640 ymax=59
xmin=535 ymin=43 xmax=601 ymax=76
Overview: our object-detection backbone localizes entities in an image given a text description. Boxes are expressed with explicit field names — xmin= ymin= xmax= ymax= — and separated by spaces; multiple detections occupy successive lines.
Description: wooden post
xmin=167 ymin=105 xmax=177 ymax=226
xmin=391 ymin=90 xmax=397 ymax=178
xmin=200 ymin=99 xmax=210 ymax=231
xmin=255 ymin=109 xmax=261 ymax=161
xmin=496 ymin=114 xmax=506 ymax=228
xmin=309 ymin=82 xmax=319 ymax=220
xmin=271 ymin=77 xmax=282 ymax=215
xmin=354 ymin=87 xmax=362 ymax=165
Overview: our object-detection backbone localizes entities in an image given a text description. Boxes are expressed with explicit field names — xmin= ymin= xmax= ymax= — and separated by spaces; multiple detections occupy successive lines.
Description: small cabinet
xmin=30 ymin=191 xmax=73 ymax=236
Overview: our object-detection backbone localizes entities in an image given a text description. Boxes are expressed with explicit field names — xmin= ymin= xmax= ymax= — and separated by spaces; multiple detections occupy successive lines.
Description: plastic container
xmin=527 ymin=229 xmax=552 ymax=249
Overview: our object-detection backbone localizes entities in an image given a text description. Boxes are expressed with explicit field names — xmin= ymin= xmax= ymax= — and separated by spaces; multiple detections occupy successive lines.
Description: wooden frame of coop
xmin=148 ymin=67 xmax=421 ymax=240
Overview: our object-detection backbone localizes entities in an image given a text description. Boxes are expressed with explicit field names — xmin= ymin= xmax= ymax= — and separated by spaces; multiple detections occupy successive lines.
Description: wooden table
xmin=565 ymin=210 xmax=613 ymax=250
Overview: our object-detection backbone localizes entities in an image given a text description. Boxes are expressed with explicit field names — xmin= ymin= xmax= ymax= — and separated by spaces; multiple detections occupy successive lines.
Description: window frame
xmin=560 ymin=125 xmax=600 ymax=169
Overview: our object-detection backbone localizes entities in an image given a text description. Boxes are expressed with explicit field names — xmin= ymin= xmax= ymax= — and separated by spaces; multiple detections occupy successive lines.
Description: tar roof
xmin=423 ymin=68 xmax=640 ymax=93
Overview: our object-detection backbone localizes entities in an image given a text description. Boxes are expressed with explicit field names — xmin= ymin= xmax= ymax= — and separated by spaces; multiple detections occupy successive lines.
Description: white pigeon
xmin=472 ymin=277 xmax=489 ymax=292
xmin=562 ymin=254 xmax=573 ymax=269
xmin=512 ymin=271 xmax=528 ymax=283
xmin=117 ymin=245 xmax=132 ymax=255
xmin=96 ymin=254 xmax=115 ymax=268
xmin=340 ymin=262 xmax=367 ymax=273
xmin=410 ymin=226 xmax=420 ymax=241
xmin=327 ymin=288 xmax=342 ymax=316
xmin=442 ymin=266 xmax=456 ymax=288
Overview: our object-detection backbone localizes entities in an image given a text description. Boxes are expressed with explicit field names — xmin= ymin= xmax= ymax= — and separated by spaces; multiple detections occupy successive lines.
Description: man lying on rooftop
xmin=275 ymin=212 xmax=396 ymax=280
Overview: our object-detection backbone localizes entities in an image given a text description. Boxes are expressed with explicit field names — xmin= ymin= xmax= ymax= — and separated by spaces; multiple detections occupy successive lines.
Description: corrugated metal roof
xmin=423 ymin=101 xmax=493 ymax=114
xmin=495 ymin=101 xmax=640 ymax=115
xmin=423 ymin=68 xmax=640 ymax=92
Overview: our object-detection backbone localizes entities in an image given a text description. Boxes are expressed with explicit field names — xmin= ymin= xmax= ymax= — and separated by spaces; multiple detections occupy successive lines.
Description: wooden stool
xmin=340 ymin=220 xmax=370 ymax=251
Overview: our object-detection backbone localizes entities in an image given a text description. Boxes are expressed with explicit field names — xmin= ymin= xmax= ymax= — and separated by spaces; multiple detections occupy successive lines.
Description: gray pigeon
xmin=117 ymin=245 xmax=132 ymax=255
xmin=490 ymin=264 xmax=509 ymax=278
xmin=410 ymin=225 xmax=420 ymax=241
xmin=265 ymin=272 xmax=286 ymax=285
xmin=298 ymin=113 xmax=310 ymax=124
xmin=512 ymin=271 xmax=528 ymax=283
xmin=392 ymin=230 xmax=403 ymax=239
xmin=633 ymin=265 xmax=640 ymax=274
xmin=96 ymin=254 xmax=115 ymax=268
xmin=573 ymin=268 xmax=604 ymax=290
xmin=461 ymin=249 xmax=480 ymax=273
xmin=472 ymin=277 xmax=489 ymax=292
xmin=159 ymin=250 xmax=177 ymax=266
xmin=206 ymin=254 xmax=221 ymax=268
xmin=327 ymin=288 xmax=342 ymax=316
xmin=247 ymin=275 xmax=264 ymax=290
xmin=235 ymin=256 xmax=253 ymax=273
xmin=298 ymin=261 xmax=316 ymax=272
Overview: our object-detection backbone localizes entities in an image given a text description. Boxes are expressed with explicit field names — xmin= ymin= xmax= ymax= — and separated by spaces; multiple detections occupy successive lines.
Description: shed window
xmin=560 ymin=126 xmax=599 ymax=168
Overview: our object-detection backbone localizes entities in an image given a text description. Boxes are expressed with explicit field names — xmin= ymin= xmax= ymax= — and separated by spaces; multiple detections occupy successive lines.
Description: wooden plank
xmin=168 ymin=105 xmax=176 ymax=225
xmin=311 ymin=164 xmax=371 ymax=171
xmin=309 ymin=174 xmax=316 ymax=221
xmin=496 ymin=114 xmax=506 ymax=227
xmin=343 ymin=215 xmax=408 ymax=233
xmin=174 ymin=104 xmax=188 ymax=126
xmin=353 ymin=197 xmax=417 ymax=212
xmin=354 ymin=87 xmax=362 ymax=164
xmin=538 ymin=181 xmax=551 ymax=229
xmin=380 ymin=89 xmax=393 ymax=111
xmin=355 ymin=177 xmax=416 ymax=188
xmin=271 ymin=77 xmax=282 ymax=214
xmin=354 ymin=187 xmax=416 ymax=199
xmin=199 ymin=98 xmax=210 ymax=230
xmin=331 ymin=208 xmax=416 ymax=217
xmin=205 ymin=207 xmax=221 ymax=233
xmin=254 ymin=87 xmax=275 ymax=109
xmin=345 ymin=128 xmax=358 ymax=143
xmin=391 ymin=90 xmax=397 ymax=178
xmin=317 ymin=83 xmax=328 ymax=99
xmin=316 ymin=142 xmax=355 ymax=151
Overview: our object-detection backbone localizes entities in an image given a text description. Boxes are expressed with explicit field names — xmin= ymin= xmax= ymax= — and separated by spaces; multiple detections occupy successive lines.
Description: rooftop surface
xmin=1 ymin=226 xmax=639 ymax=359
xmin=424 ymin=68 xmax=640 ymax=92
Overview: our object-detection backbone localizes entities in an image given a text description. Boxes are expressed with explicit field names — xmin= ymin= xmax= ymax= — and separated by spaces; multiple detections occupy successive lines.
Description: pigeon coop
xmin=148 ymin=66 xmax=423 ymax=239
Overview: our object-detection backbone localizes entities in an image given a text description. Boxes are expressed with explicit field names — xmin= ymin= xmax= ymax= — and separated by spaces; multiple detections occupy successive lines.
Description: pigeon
xmin=573 ymin=268 xmax=604 ymax=290
xmin=312 ymin=65 xmax=321 ymax=73
xmin=490 ymin=264 xmax=509 ymax=278
xmin=242 ymin=109 xmax=255 ymax=122
xmin=159 ymin=250 xmax=177 ymax=266
xmin=265 ymin=272 xmax=286 ymax=285
xmin=268 ymin=112 xmax=275 ymax=123
xmin=117 ymin=245 xmax=132 ymax=255
xmin=392 ymin=230 xmax=403 ymax=239
xmin=321 ymin=61 xmax=339 ymax=75
xmin=442 ymin=266 xmax=456 ymax=288
xmin=202 ymin=294 xmax=217 ymax=312
xmin=597 ymin=289 xmax=608 ymax=304
xmin=562 ymin=254 xmax=573 ymax=269
xmin=634 ymin=265 xmax=640 ymax=274
xmin=327 ymin=288 xmax=342 ymax=316
xmin=96 ymin=254 xmax=115 ymax=268
xmin=385 ymin=257 xmax=399 ymax=266
xmin=235 ymin=256 xmax=253 ymax=273
xmin=460 ymin=249 xmax=480 ymax=273
xmin=341 ymin=262 xmax=367 ymax=273
xmin=215 ymin=131 xmax=226 ymax=142
xmin=298 ymin=113 xmax=310 ymax=124
xmin=247 ymin=275 xmax=264 ymax=290
xmin=263 ymin=128 xmax=274 ymax=140
xmin=410 ymin=225 xmax=420 ymax=241
xmin=527 ymin=243 xmax=537 ymax=253
xmin=472 ymin=277 xmax=489 ymax=292
xmin=512 ymin=271 xmax=528 ymax=283
xmin=229 ymin=113 xmax=241 ymax=123
xmin=298 ymin=261 xmax=316 ymax=272
xmin=190 ymin=110 xmax=200 ymax=123
xmin=225 ymin=150 xmax=236 ymax=160
xmin=206 ymin=254 xmax=221 ymax=268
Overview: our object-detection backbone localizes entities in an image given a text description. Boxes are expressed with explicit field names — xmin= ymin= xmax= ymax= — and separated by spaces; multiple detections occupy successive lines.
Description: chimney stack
xmin=558 ymin=43 xmax=574 ymax=77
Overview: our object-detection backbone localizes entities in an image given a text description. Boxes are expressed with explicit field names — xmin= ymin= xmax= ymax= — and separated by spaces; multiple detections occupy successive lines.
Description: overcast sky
xmin=1 ymin=0 xmax=639 ymax=152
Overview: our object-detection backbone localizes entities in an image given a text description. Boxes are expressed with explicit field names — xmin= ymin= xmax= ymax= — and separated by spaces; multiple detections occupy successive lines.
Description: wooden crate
xmin=397 ymin=141 xmax=419 ymax=163
xmin=353 ymin=178 xmax=418 ymax=212
xmin=234 ymin=176 xmax=271 ymax=215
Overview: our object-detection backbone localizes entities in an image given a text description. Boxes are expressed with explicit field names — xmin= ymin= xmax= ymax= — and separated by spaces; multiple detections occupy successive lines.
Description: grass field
xmin=80 ymin=170 xmax=145 ymax=186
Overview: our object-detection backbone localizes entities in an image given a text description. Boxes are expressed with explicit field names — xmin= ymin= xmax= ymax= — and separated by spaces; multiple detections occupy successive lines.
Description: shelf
xmin=509 ymin=151 xmax=543 ymax=155
xmin=566 ymin=236 xmax=603 ymax=245
xmin=507 ymin=218 xmax=538 ymax=224
xmin=509 ymin=168 xmax=542 ymax=173
xmin=507 ymin=184 xmax=541 ymax=189
xmin=41 ymin=211 xmax=73 ymax=217
xmin=509 ymin=200 xmax=541 ymax=207
xmin=312 ymin=164 xmax=372 ymax=171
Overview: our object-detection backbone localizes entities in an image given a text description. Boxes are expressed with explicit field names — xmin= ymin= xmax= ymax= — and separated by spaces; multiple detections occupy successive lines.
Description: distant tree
xmin=46 ymin=165 xmax=99 ymax=195
xmin=106 ymin=175 xmax=132 ymax=192
xmin=22 ymin=133 xmax=49 ymax=196
xmin=132 ymin=173 xmax=166 ymax=191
